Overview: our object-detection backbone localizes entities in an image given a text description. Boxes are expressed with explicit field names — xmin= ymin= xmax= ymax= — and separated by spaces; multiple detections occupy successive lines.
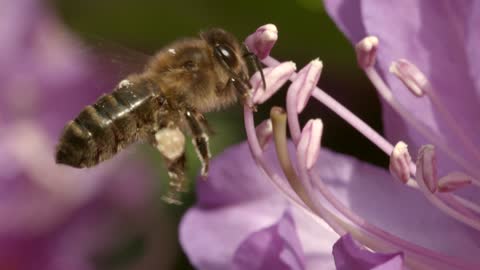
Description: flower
xmin=0 ymin=0 xmax=159 ymax=268
xmin=181 ymin=14 xmax=480 ymax=270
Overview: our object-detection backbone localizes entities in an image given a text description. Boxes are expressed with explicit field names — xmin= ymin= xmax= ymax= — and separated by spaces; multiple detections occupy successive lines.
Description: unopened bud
xmin=389 ymin=59 xmax=429 ymax=97
xmin=355 ymin=36 xmax=379 ymax=69
xmin=244 ymin=24 xmax=278 ymax=59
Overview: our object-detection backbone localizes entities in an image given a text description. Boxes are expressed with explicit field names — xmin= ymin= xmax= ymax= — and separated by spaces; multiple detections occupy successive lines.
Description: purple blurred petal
xmin=323 ymin=0 xmax=366 ymax=43
xmin=333 ymin=234 xmax=404 ymax=270
xmin=466 ymin=1 xmax=480 ymax=99
xmin=0 ymin=1 xmax=157 ymax=269
xmin=232 ymin=211 xmax=305 ymax=270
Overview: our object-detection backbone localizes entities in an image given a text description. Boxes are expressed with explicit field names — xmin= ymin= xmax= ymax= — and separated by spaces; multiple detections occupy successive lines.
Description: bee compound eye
xmin=215 ymin=44 xmax=237 ymax=67
xmin=183 ymin=60 xmax=196 ymax=70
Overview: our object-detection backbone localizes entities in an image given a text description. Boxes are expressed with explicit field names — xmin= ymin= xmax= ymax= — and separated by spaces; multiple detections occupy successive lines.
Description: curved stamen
xmin=243 ymin=25 xmax=480 ymax=269
xmin=266 ymin=56 xmax=480 ymax=228
xmin=390 ymin=59 xmax=480 ymax=164
xmin=416 ymin=146 xmax=480 ymax=230
xmin=283 ymin=79 xmax=479 ymax=269
xmin=243 ymin=105 xmax=346 ymax=235
xmin=286 ymin=59 xmax=323 ymax=144
xmin=365 ymin=66 xmax=480 ymax=185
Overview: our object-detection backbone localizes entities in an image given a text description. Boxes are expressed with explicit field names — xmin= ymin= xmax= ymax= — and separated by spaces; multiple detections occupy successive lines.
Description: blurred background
xmin=0 ymin=0 xmax=385 ymax=269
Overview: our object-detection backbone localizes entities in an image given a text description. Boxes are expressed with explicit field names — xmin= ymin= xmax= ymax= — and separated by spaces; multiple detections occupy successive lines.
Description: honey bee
xmin=55 ymin=28 xmax=265 ymax=204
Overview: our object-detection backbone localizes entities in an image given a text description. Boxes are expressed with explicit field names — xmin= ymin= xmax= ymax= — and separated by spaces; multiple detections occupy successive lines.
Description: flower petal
xmin=310 ymin=148 xmax=480 ymax=263
xmin=360 ymin=0 xmax=480 ymax=170
xmin=466 ymin=1 xmax=480 ymax=99
xmin=323 ymin=0 xmax=367 ymax=43
xmin=232 ymin=210 xmax=305 ymax=270
xmin=324 ymin=0 xmax=480 ymax=173
xmin=333 ymin=234 xmax=404 ymax=270
xmin=180 ymin=143 xmax=338 ymax=270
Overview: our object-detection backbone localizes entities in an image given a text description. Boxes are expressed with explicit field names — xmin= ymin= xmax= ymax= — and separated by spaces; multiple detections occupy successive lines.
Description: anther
xmin=416 ymin=145 xmax=438 ymax=193
xmin=388 ymin=141 xmax=411 ymax=184
xmin=291 ymin=59 xmax=323 ymax=113
xmin=355 ymin=36 xmax=379 ymax=69
xmin=244 ymin=24 xmax=278 ymax=59
xmin=389 ymin=59 xmax=428 ymax=97
xmin=255 ymin=119 xmax=273 ymax=150
xmin=297 ymin=119 xmax=323 ymax=170
xmin=437 ymin=172 xmax=472 ymax=192
xmin=251 ymin=61 xmax=296 ymax=104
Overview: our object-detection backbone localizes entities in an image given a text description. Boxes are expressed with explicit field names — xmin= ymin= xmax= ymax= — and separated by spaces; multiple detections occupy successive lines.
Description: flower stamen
xmin=255 ymin=119 xmax=273 ymax=150
xmin=362 ymin=57 xmax=480 ymax=183
xmin=355 ymin=36 xmax=379 ymax=69
xmin=390 ymin=59 xmax=480 ymax=174
xmin=242 ymin=25 xmax=480 ymax=270
xmin=389 ymin=141 xmax=412 ymax=185
xmin=415 ymin=145 xmax=480 ymax=231
xmin=286 ymin=59 xmax=323 ymax=144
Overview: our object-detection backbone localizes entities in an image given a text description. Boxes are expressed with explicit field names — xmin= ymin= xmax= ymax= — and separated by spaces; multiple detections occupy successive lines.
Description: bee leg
xmin=152 ymin=126 xmax=187 ymax=205
xmin=162 ymin=153 xmax=187 ymax=205
xmin=185 ymin=110 xmax=211 ymax=179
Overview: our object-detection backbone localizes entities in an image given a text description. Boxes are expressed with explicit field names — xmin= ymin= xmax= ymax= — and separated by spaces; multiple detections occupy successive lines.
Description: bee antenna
xmin=214 ymin=46 xmax=251 ymax=91
xmin=242 ymin=45 xmax=266 ymax=90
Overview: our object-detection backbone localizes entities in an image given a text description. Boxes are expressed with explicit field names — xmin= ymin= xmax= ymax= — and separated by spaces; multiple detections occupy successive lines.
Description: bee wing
xmin=73 ymin=36 xmax=152 ymax=91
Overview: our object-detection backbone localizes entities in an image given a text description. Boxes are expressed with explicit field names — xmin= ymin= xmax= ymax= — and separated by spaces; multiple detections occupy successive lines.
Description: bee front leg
xmin=185 ymin=111 xmax=211 ymax=179
xmin=152 ymin=126 xmax=187 ymax=205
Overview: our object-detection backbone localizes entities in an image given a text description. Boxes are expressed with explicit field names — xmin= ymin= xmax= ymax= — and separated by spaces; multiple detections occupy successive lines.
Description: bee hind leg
xmin=152 ymin=126 xmax=187 ymax=205
xmin=185 ymin=111 xmax=211 ymax=179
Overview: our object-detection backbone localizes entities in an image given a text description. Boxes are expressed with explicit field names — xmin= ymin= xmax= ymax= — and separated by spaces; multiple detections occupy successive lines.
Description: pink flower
xmin=181 ymin=18 xmax=480 ymax=270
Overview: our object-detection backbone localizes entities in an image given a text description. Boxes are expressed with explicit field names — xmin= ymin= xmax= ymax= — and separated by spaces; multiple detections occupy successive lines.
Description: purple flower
xmin=181 ymin=12 xmax=480 ymax=270
xmin=0 ymin=1 xmax=157 ymax=269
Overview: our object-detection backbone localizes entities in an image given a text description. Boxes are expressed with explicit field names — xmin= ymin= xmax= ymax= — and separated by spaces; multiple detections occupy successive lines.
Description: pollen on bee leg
xmin=389 ymin=141 xmax=412 ymax=184
xmin=118 ymin=79 xmax=132 ymax=88
xmin=154 ymin=127 xmax=185 ymax=161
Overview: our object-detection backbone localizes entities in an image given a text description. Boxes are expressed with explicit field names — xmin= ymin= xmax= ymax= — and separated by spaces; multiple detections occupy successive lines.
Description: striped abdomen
xmin=56 ymin=79 xmax=163 ymax=168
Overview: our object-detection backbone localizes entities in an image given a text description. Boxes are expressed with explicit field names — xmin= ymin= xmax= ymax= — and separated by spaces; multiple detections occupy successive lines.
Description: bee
xmin=55 ymin=28 xmax=265 ymax=204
